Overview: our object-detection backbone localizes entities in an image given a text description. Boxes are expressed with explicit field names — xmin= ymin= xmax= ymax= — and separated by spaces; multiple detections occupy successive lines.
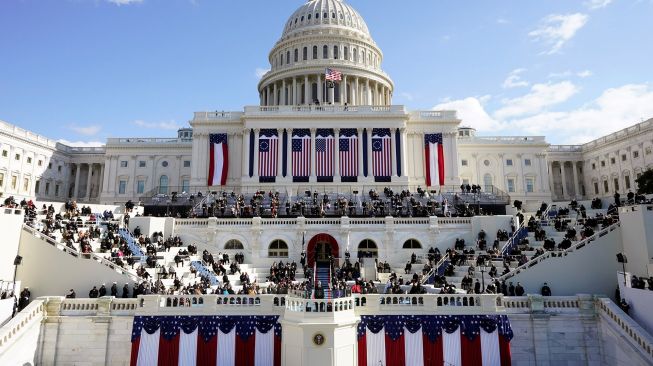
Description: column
xmin=354 ymin=77 xmax=359 ymax=105
xmin=334 ymin=128 xmax=340 ymax=178
xmin=390 ymin=128 xmax=397 ymax=177
xmin=548 ymin=162 xmax=555 ymax=197
xmin=328 ymin=83 xmax=335 ymax=104
xmin=131 ymin=155 xmax=137 ymax=196
xmin=266 ymin=86 xmax=272 ymax=106
xmin=342 ymin=76 xmax=348 ymax=105
xmin=101 ymin=159 xmax=110 ymax=195
xmin=273 ymin=83 xmax=278 ymax=106
xmin=498 ymin=154 xmax=506 ymax=190
xmin=73 ymin=164 xmax=81 ymax=199
xmin=150 ymin=155 xmax=156 ymax=191
xmin=366 ymin=128 xmax=373 ymax=178
xmin=108 ymin=157 xmax=118 ymax=194
xmin=400 ymin=128 xmax=407 ymax=178
xmin=560 ymin=161 xmax=568 ymax=199
xmin=572 ymin=162 xmax=580 ymax=198
xmin=310 ymin=128 xmax=317 ymax=181
xmin=277 ymin=128 xmax=284 ymax=180
xmin=365 ymin=79 xmax=370 ymax=105
xmin=317 ymin=74 xmax=323 ymax=104
xmin=242 ymin=129 xmax=250 ymax=178
xmin=98 ymin=163 xmax=105 ymax=199
xmin=253 ymin=129 xmax=260 ymax=181
xmin=357 ymin=128 xmax=364 ymax=179
xmin=304 ymin=75 xmax=309 ymax=104
xmin=286 ymin=129 xmax=293 ymax=178
xmin=281 ymin=79 xmax=287 ymax=105
xmin=293 ymin=78 xmax=298 ymax=105
xmin=85 ymin=164 xmax=93 ymax=201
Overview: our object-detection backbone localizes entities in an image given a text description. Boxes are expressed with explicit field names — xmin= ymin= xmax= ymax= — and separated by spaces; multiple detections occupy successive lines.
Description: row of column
xmin=243 ymin=127 xmax=406 ymax=182
xmin=549 ymin=160 xmax=582 ymax=200
xmin=72 ymin=162 xmax=103 ymax=201
xmin=260 ymin=75 xmax=391 ymax=106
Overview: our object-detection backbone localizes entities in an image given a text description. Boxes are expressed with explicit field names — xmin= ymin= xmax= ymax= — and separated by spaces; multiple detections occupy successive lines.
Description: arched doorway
xmin=307 ymin=233 xmax=339 ymax=267
xmin=358 ymin=239 xmax=378 ymax=259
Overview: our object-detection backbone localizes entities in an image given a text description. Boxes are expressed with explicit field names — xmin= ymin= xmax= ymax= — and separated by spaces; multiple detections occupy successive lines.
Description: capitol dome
xmin=258 ymin=0 xmax=394 ymax=107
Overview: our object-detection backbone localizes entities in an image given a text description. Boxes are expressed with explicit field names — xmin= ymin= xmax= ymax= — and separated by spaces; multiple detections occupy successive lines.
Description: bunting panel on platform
xmin=130 ymin=315 xmax=282 ymax=366
xmin=208 ymin=134 xmax=228 ymax=186
xmin=425 ymin=133 xmax=445 ymax=187
xmin=372 ymin=128 xmax=391 ymax=182
xmin=259 ymin=129 xmax=279 ymax=182
xmin=357 ymin=315 xmax=512 ymax=366
xmin=316 ymin=128 xmax=334 ymax=181
xmin=292 ymin=129 xmax=311 ymax=182
xmin=339 ymin=128 xmax=359 ymax=181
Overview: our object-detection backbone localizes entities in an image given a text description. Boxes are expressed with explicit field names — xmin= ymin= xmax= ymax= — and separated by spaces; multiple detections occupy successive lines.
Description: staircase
xmin=190 ymin=261 xmax=220 ymax=286
xmin=315 ymin=263 xmax=331 ymax=299
xmin=117 ymin=228 xmax=145 ymax=261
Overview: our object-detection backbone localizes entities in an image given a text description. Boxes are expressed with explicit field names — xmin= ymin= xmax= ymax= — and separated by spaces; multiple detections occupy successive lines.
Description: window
xmin=286 ymin=51 xmax=290 ymax=64
xmin=507 ymin=179 xmax=515 ymax=193
xmin=15 ymin=154 xmax=20 ymax=161
xmin=303 ymin=47 xmax=308 ymax=61
xmin=23 ymin=178 xmax=29 ymax=192
xmin=323 ymin=45 xmax=328 ymax=59
xmin=353 ymin=48 xmax=357 ymax=62
xmin=294 ymin=49 xmax=298 ymax=62
xmin=182 ymin=179 xmax=190 ymax=193
xmin=161 ymin=161 xmax=168 ymax=167
xmin=603 ymin=180 xmax=609 ymax=193
xmin=137 ymin=180 xmax=145 ymax=194
xmin=159 ymin=175 xmax=168 ymax=194
xmin=58 ymin=165 xmax=62 ymax=172
xmin=344 ymin=46 xmax=349 ymax=60
xmin=313 ymin=46 xmax=318 ymax=59
xmin=48 ymin=162 xmax=52 ymax=169
xmin=483 ymin=174 xmax=493 ymax=191
xmin=0 ymin=173 xmax=3 ymax=187
xmin=506 ymin=159 xmax=513 ymax=166
xmin=1 ymin=150 xmax=6 ymax=157
xmin=225 ymin=239 xmax=244 ymax=250
xmin=633 ymin=151 xmax=639 ymax=158
xmin=55 ymin=184 xmax=60 ymax=196
xmin=402 ymin=239 xmax=422 ymax=249
xmin=526 ymin=178 xmax=534 ymax=193
xmin=45 ymin=182 xmax=50 ymax=195
xmin=11 ymin=175 xmax=17 ymax=189
xmin=120 ymin=161 xmax=128 ymax=168
xmin=594 ymin=182 xmax=599 ymax=195
xmin=183 ymin=161 xmax=191 ymax=168
xmin=268 ymin=240 xmax=289 ymax=258
xmin=614 ymin=178 xmax=619 ymax=191
xmin=139 ymin=161 xmax=146 ymax=168
xmin=483 ymin=160 xmax=490 ymax=166
xmin=333 ymin=45 xmax=339 ymax=59
xmin=34 ymin=180 xmax=40 ymax=194
xmin=461 ymin=159 xmax=468 ymax=166
xmin=38 ymin=160 xmax=43 ymax=166
xmin=601 ymin=161 xmax=605 ymax=167
xmin=621 ymin=154 xmax=627 ymax=161
xmin=592 ymin=163 xmax=596 ymax=170
xmin=524 ymin=159 xmax=532 ymax=166
xmin=610 ymin=157 xmax=615 ymax=165
xmin=625 ymin=175 xmax=631 ymax=190
xmin=646 ymin=147 xmax=652 ymax=155
xmin=118 ymin=180 xmax=127 ymax=194
xmin=27 ymin=157 xmax=32 ymax=164
xmin=358 ymin=239 xmax=378 ymax=258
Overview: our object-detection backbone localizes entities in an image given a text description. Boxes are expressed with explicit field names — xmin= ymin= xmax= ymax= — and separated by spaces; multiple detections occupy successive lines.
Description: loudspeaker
xmin=14 ymin=255 xmax=22 ymax=265
xmin=616 ymin=253 xmax=628 ymax=263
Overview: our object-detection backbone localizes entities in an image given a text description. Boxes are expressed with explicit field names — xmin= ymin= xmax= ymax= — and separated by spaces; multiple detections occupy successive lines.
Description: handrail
xmin=500 ymin=216 xmax=526 ymax=256
xmin=596 ymin=298 xmax=653 ymax=362
xmin=0 ymin=299 xmax=45 ymax=350
xmin=421 ymin=254 xmax=447 ymax=284
xmin=497 ymin=222 xmax=621 ymax=281
xmin=312 ymin=261 xmax=317 ymax=299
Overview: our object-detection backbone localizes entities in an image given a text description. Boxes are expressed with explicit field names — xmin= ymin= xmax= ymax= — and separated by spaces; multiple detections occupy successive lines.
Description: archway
xmin=307 ymin=233 xmax=339 ymax=267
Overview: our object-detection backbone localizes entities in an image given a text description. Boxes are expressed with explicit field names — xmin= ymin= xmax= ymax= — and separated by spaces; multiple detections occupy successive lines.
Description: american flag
xmin=339 ymin=129 xmax=359 ymax=177
xmin=372 ymin=128 xmax=391 ymax=177
xmin=325 ymin=68 xmax=342 ymax=81
xmin=425 ymin=133 xmax=445 ymax=187
xmin=292 ymin=129 xmax=311 ymax=178
xmin=315 ymin=130 xmax=334 ymax=177
xmin=259 ymin=129 xmax=278 ymax=178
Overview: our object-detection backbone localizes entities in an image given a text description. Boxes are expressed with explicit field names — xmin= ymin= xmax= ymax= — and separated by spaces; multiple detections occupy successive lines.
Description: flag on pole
xmin=425 ymin=133 xmax=445 ymax=187
xmin=372 ymin=128 xmax=391 ymax=178
xmin=259 ymin=129 xmax=279 ymax=178
xmin=316 ymin=130 xmax=334 ymax=177
xmin=208 ymin=134 xmax=228 ymax=186
xmin=325 ymin=68 xmax=342 ymax=81
xmin=357 ymin=315 xmax=513 ymax=366
xmin=130 ymin=315 xmax=282 ymax=366
xmin=339 ymin=129 xmax=359 ymax=178
xmin=292 ymin=129 xmax=311 ymax=178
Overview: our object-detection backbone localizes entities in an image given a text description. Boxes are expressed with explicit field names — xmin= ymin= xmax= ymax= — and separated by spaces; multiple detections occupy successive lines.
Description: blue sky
xmin=1 ymin=0 xmax=652 ymax=146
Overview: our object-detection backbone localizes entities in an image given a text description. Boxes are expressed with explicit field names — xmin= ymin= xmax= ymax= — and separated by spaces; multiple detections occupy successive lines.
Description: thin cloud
xmin=585 ymin=0 xmax=613 ymax=10
xmin=398 ymin=92 xmax=414 ymax=101
xmin=502 ymin=68 xmax=529 ymax=89
xmin=133 ymin=120 xmax=180 ymax=130
xmin=495 ymin=81 xmax=579 ymax=119
xmin=57 ymin=139 xmax=105 ymax=147
xmin=68 ymin=124 xmax=101 ymax=136
xmin=106 ymin=0 xmax=144 ymax=5
xmin=577 ymin=70 xmax=593 ymax=78
xmin=529 ymin=13 xmax=589 ymax=55
xmin=255 ymin=67 xmax=270 ymax=79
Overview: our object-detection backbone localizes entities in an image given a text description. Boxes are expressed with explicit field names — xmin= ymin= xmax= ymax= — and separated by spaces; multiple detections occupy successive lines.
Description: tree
xmin=636 ymin=169 xmax=653 ymax=194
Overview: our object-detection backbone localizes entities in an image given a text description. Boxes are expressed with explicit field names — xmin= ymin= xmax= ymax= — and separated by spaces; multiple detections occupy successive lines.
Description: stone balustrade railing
xmin=0 ymin=300 xmax=45 ymax=351
xmin=175 ymin=215 xmax=466 ymax=228
xmin=353 ymin=294 xmax=502 ymax=314
xmin=596 ymin=297 xmax=653 ymax=362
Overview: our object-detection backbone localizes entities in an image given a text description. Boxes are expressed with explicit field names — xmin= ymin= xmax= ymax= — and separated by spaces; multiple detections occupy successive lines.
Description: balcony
xmin=106 ymin=137 xmax=192 ymax=145
xmin=243 ymin=105 xmax=407 ymax=116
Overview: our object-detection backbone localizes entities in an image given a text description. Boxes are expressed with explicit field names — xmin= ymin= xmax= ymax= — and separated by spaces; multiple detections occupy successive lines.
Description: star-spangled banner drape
xmin=130 ymin=315 xmax=282 ymax=366
xmin=292 ymin=128 xmax=311 ymax=179
xmin=339 ymin=128 xmax=359 ymax=178
xmin=208 ymin=134 xmax=228 ymax=186
xmin=372 ymin=128 xmax=391 ymax=180
xmin=259 ymin=129 xmax=279 ymax=181
xmin=357 ymin=315 xmax=513 ymax=366
xmin=425 ymin=133 xmax=445 ymax=187
xmin=316 ymin=128 xmax=334 ymax=178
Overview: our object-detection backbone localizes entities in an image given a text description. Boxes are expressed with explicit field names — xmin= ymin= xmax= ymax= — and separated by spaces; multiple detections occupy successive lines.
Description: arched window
xmin=313 ymin=46 xmax=318 ymax=59
xmin=294 ymin=49 xmax=299 ymax=62
xmin=225 ymin=239 xmax=244 ymax=250
xmin=303 ymin=47 xmax=308 ymax=61
xmin=344 ymin=46 xmax=349 ymax=60
xmin=333 ymin=45 xmax=339 ymax=59
xmin=280 ymin=53 xmax=283 ymax=66
xmin=353 ymin=48 xmax=357 ymax=62
xmin=484 ymin=173 xmax=493 ymax=192
xmin=286 ymin=51 xmax=291 ymax=64
xmin=358 ymin=239 xmax=378 ymax=258
xmin=268 ymin=240 xmax=289 ymax=258
xmin=323 ymin=45 xmax=328 ymax=59
xmin=159 ymin=175 xmax=168 ymax=195
xmin=402 ymin=239 xmax=422 ymax=249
